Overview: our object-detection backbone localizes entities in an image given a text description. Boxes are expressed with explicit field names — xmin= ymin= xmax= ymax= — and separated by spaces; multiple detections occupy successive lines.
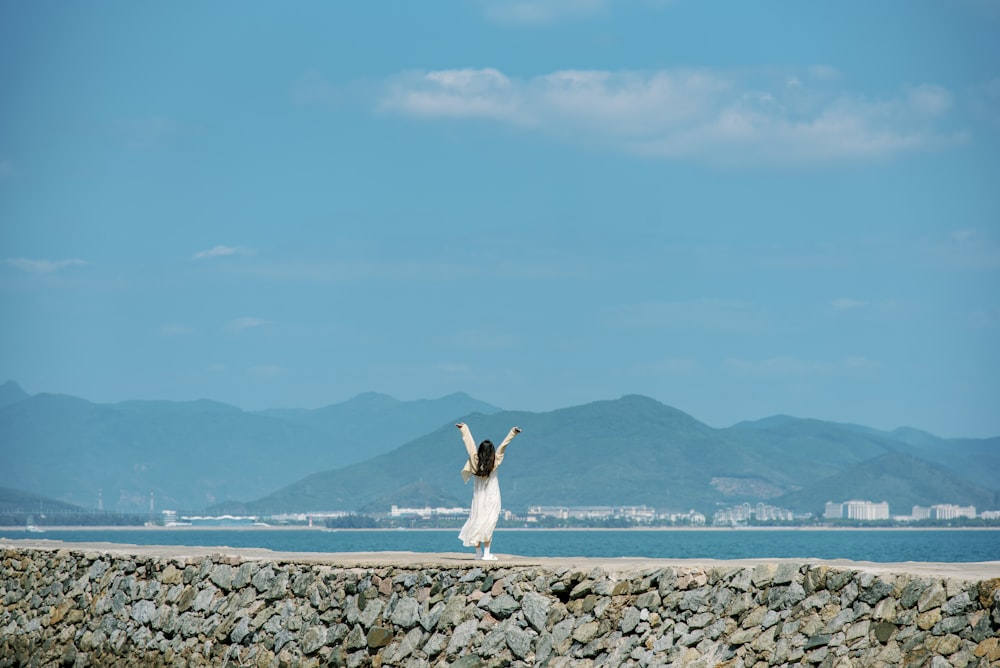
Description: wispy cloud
xmin=479 ymin=0 xmax=609 ymax=25
xmin=115 ymin=116 xmax=183 ymax=150
xmin=725 ymin=356 xmax=882 ymax=375
xmin=917 ymin=229 xmax=1000 ymax=270
xmin=247 ymin=364 xmax=284 ymax=378
xmin=192 ymin=245 xmax=255 ymax=260
xmin=3 ymin=257 xmax=87 ymax=273
xmin=435 ymin=329 xmax=520 ymax=350
xmin=607 ymin=299 xmax=771 ymax=333
xmin=831 ymin=297 xmax=867 ymax=311
xmin=375 ymin=66 xmax=965 ymax=165
xmin=228 ymin=317 xmax=270 ymax=331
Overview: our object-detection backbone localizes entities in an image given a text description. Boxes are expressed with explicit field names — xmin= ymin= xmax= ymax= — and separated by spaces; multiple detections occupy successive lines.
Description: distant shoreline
xmin=7 ymin=525 xmax=999 ymax=533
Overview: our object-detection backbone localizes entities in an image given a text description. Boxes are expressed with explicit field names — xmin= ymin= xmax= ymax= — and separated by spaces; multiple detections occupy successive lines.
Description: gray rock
xmin=621 ymin=607 xmax=641 ymax=634
xmin=131 ymin=600 xmax=157 ymax=625
xmin=933 ymin=614 xmax=968 ymax=635
xmin=521 ymin=591 xmax=550 ymax=632
xmin=230 ymin=617 xmax=250 ymax=645
xmin=359 ymin=598 xmax=384 ymax=628
xmin=573 ymin=620 xmax=600 ymax=644
xmin=419 ymin=600 xmax=444 ymax=632
xmin=687 ymin=612 xmax=714 ymax=629
xmin=208 ymin=564 xmax=233 ymax=592
xmin=390 ymin=626 xmax=424 ymax=662
xmin=679 ymin=588 xmax=707 ymax=612
xmin=918 ymin=582 xmax=947 ymax=612
xmin=487 ymin=593 xmax=520 ymax=619
xmin=344 ymin=624 xmax=367 ymax=650
xmin=191 ymin=585 xmax=217 ymax=612
xmin=251 ymin=566 xmax=276 ymax=593
xmin=447 ymin=619 xmax=479 ymax=656
xmin=391 ymin=596 xmax=420 ymax=628
xmin=301 ymin=625 xmax=327 ymax=654
xmin=506 ymin=624 xmax=533 ymax=659
xmin=636 ymin=590 xmax=661 ymax=611
xmin=439 ymin=594 xmax=469 ymax=629
xmin=774 ymin=563 xmax=799 ymax=585
xmin=942 ymin=592 xmax=972 ymax=615
xmin=858 ymin=576 xmax=895 ymax=605
xmin=450 ymin=654 xmax=484 ymax=668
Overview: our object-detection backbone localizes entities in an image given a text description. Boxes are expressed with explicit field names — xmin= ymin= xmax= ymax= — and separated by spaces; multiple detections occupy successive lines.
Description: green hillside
xmin=4 ymin=381 xmax=996 ymax=518
xmin=0 ymin=388 xmax=500 ymax=512
xmin=223 ymin=395 xmax=997 ymax=516
xmin=774 ymin=452 xmax=999 ymax=515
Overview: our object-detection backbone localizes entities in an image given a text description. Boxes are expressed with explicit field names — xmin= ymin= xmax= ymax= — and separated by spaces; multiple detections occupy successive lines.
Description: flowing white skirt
xmin=459 ymin=473 xmax=501 ymax=547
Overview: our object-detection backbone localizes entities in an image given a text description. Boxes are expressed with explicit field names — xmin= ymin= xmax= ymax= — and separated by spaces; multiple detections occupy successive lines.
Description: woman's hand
xmin=513 ymin=427 xmax=521 ymax=434
xmin=456 ymin=423 xmax=466 ymax=429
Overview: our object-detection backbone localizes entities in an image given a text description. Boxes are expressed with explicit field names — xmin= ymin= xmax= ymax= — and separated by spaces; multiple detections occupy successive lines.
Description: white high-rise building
xmin=930 ymin=504 xmax=976 ymax=520
xmin=844 ymin=500 xmax=889 ymax=520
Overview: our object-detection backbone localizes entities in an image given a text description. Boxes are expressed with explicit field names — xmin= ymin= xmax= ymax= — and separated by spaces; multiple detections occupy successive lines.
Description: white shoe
xmin=480 ymin=554 xmax=498 ymax=561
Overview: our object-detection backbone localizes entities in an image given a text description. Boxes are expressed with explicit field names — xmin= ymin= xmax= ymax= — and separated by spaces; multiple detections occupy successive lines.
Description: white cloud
xmin=480 ymin=0 xmax=609 ymax=25
xmin=192 ymin=245 xmax=254 ymax=260
xmin=228 ymin=317 xmax=269 ymax=331
xmin=918 ymin=230 xmax=1000 ymax=270
xmin=3 ymin=257 xmax=87 ymax=273
xmin=831 ymin=297 xmax=866 ymax=310
xmin=607 ymin=299 xmax=771 ymax=333
xmin=248 ymin=364 xmax=284 ymax=378
xmin=115 ymin=117 xmax=182 ymax=150
xmin=725 ymin=356 xmax=880 ymax=375
xmin=375 ymin=66 xmax=965 ymax=165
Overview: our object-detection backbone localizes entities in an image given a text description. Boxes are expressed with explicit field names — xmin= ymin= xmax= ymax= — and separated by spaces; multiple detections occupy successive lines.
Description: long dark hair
xmin=474 ymin=439 xmax=496 ymax=477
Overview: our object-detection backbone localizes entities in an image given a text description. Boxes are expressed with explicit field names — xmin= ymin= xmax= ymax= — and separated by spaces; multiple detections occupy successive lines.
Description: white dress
xmin=459 ymin=471 xmax=501 ymax=546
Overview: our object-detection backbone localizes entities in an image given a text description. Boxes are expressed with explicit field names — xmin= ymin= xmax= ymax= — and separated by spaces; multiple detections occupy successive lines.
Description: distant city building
xmin=929 ymin=504 xmax=976 ymax=520
xmin=526 ymin=505 xmax=687 ymax=524
xmin=713 ymin=502 xmax=795 ymax=525
xmin=825 ymin=500 xmax=889 ymax=521
xmin=981 ymin=510 xmax=1000 ymax=520
xmin=389 ymin=505 xmax=469 ymax=519
xmin=824 ymin=502 xmax=843 ymax=519
xmin=844 ymin=500 xmax=889 ymax=520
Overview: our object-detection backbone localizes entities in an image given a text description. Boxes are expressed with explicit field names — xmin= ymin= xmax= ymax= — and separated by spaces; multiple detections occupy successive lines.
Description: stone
xmin=344 ymin=624 xmax=367 ymax=650
xmin=391 ymin=596 xmax=420 ymax=628
xmin=487 ymin=593 xmax=519 ymax=619
xmin=635 ymin=590 xmax=661 ymax=611
xmin=131 ymin=599 xmax=157 ymax=625
xmin=450 ymin=655 xmax=484 ymax=668
xmin=367 ymin=626 xmax=393 ymax=649
xmin=300 ymin=625 xmax=327 ymax=654
xmin=521 ymin=591 xmax=550 ymax=633
xmin=858 ymin=576 xmax=896 ymax=605
xmin=917 ymin=583 xmax=947 ymax=612
xmin=447 ymin=619 xmax=479 ymax=656
xmin=916 ymin=608 xmax=942 ymax=630
xmin=774 ymin=563 xmax=800 ymax=585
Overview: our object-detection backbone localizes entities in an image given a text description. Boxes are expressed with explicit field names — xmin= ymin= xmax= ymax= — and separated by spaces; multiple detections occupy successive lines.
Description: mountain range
xmin=0 ymin=380 xmax=996 ymax=518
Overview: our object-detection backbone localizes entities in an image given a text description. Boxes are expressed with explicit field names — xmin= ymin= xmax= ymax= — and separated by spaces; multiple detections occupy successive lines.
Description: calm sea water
xmin=4 ymin=528 xmax=999 ymax=563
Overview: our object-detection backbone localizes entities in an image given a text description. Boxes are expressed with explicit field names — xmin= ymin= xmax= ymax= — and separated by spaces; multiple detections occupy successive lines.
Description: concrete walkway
xmin=4 ymin=537 xmax=1000 ymax=581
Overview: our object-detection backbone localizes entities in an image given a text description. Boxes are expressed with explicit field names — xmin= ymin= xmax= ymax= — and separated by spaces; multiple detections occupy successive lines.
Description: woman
xmin=456 ymin=422 xmax=521 ymax=560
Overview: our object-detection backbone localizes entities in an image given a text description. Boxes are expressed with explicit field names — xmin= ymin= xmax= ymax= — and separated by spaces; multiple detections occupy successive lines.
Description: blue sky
xmin=1 ymin=1 xmax=998 ymax=438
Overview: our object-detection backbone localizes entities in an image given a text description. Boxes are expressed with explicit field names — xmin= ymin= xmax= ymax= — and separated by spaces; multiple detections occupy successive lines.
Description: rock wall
xmin=2 ymin=546 xmax=999 ymax=667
